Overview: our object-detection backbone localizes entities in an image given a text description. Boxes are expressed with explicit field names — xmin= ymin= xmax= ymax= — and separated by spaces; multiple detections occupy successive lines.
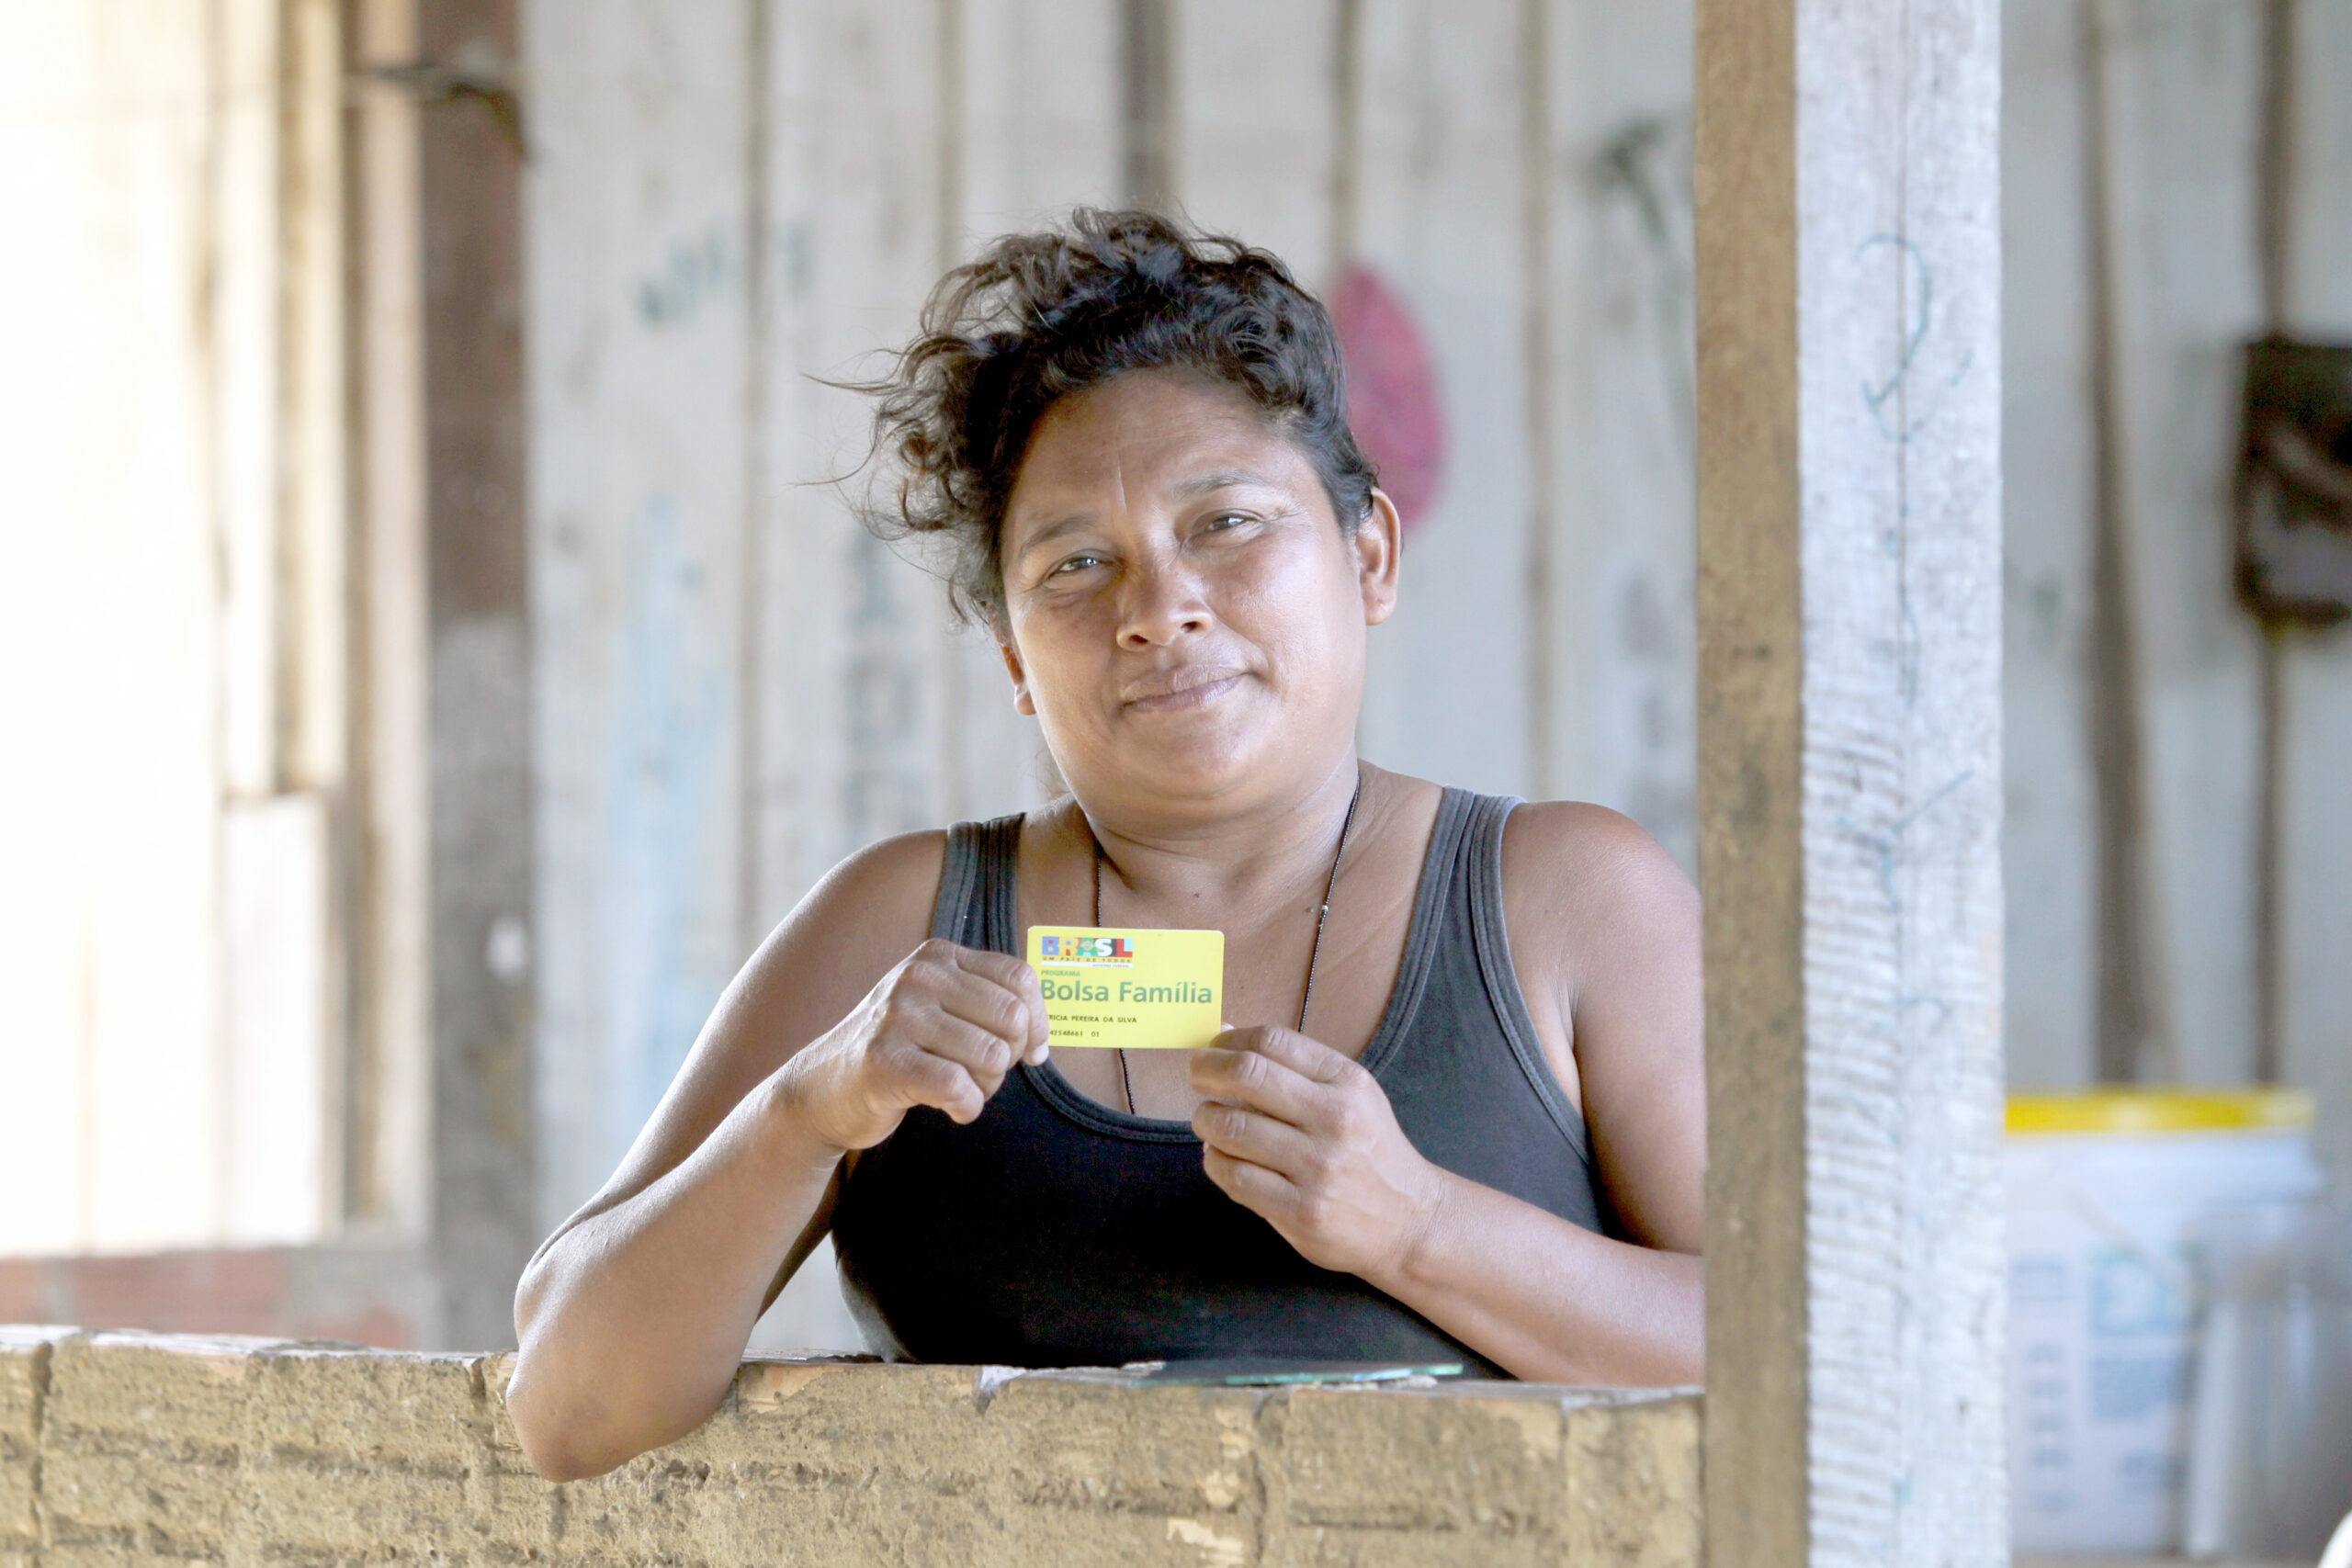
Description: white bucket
xmin=2006 ymin=1090 xmax=2323 ymax=1556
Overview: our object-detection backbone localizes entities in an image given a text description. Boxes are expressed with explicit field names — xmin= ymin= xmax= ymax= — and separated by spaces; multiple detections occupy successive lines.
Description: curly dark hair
xmin=857 ymin=209 xmax=1377 ymax=626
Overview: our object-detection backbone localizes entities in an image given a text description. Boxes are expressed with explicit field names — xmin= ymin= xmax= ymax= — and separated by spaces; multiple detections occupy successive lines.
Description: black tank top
xmin=831 ymin=787 xmax=1605 ymax=1376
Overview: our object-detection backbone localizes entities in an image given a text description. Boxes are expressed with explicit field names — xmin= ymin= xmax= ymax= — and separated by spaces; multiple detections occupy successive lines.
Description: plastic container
xmin=2183 ymin=1199 xmax=2352 ymax=1561
xmin=2006 ymin=1089 xmax=2323 ymax=1556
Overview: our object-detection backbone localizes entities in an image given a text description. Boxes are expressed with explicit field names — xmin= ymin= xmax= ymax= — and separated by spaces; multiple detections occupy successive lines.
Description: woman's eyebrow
xmin=1010 ymin=513 xmax=1097 ymax=558
xmin=1170 ymin=468 xmax=1278 ymax=501
xmin=1011 ymin=468 xmax=1283 ymax=560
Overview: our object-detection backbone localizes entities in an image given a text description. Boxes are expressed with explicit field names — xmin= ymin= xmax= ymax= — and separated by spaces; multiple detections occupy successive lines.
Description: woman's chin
xmin=1069 ymin=729 xmax=1295 ymax=811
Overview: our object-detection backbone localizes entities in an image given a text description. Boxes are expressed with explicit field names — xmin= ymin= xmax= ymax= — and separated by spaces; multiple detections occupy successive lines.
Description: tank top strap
xmin=1352 ymin=787 xmax=1476 ymax=1076
xmin=1458 ymin=791 xmax=1589 ymax=1158
xmin=930 ymin=812 xmax=1024 ymax=951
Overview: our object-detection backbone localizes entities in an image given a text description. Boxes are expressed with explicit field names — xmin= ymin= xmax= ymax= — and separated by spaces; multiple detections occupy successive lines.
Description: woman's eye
xmin=1049 ymin=553 xmax=1106 ymax=577
xmin=1201 ymin=512 xmax=1252 ymax=535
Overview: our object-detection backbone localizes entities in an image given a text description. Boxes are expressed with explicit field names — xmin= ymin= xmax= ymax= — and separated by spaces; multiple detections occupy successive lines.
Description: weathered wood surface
xmin=0 ymin=0 xmax=349 ymax=1255
xmin=1544 ymin=0 xmax=1700 ymax=865
xmin=1999 ymin=0 xmax=2352 ymax=1127
xmin=418 ymin=0 xmax=535 ymax=1349
xmin=350 ymin=0 xmax=435 ymax=1242
xmin=519 ymin=0 xmax=1705 ymax=1352
xmin=526 ymin=0 xmax=759 ymax=1268
xmin=2282 ymin=0 xmax=2352 ymax=1194
xmin=1695 ymin=0 xmax=2006 ymax=1563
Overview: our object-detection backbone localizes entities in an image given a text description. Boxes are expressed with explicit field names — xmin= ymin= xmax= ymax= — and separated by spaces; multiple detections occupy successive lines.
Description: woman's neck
xmin=1076 ymin=755 xmax=1372 ymax=924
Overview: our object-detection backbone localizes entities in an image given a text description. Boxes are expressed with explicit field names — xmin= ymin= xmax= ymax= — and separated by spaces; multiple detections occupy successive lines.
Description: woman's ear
xmin=996 ymin=620 xmax=1037 ymax=716
xmin=1355 ymin=490 xmax=1404 ymax=626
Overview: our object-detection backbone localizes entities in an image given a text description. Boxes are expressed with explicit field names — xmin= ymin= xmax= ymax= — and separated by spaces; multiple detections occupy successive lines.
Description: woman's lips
xmin=1119 ymin=668 xmax=1248 ymax=712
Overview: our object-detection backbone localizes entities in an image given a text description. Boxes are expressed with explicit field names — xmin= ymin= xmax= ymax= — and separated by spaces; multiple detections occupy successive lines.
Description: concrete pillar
xmin=1693 ymin=0 xmax=2006 ymax=1563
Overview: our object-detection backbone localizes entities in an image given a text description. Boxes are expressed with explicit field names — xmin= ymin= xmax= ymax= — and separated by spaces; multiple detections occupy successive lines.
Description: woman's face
xmin=997 ymin=368 xmax=1400 ymax=821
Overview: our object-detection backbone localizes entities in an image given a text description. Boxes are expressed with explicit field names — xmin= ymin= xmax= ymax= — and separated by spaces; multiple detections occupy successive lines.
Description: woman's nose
xmin=1114 ymin=558 xmax=1212 ymax=648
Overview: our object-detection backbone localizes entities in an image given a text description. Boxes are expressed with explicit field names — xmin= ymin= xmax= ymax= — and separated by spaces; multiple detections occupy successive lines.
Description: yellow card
xmin=1025 ymin=925 xmax=1226 ymax=1050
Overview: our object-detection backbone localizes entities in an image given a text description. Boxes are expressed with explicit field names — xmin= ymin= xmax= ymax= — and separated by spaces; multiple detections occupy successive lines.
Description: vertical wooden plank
xmin=1520 ymin=0 xmax=1557 ymax=801
xmin=0 ymin=4 xmax=90 ymax=1256
xmin=741 ymin=0 xmax=967 ymax=1356
xmin=1121 ymin=0 xmax=1174 ymax=209
xmin=945 ymin=0 xmax=1121 ymax=822
xmin=418 ymin=0 xmax=533 ymax=1348
xmin=218 ymin=0 xmax=287 ymax=807
xmin=1694 ymin=0 xmax=1805 ymax=1549
xmin=1170 ymin=0 xmax=1337 ymax=283
xmin=1544 ymin=0 xmax=1697 ymax=863
xmin=1696 ymin=0 xmax=2006 ymax=1563
xmin=280 ymin=0 xmax=349 ymax=795
xmin=218 ymin=0 xmax=347 ymax=1252
xmin=525 ymin=0 xmax=752 ymax=1240
xmin=222 ymin=794 xmax=332 ymax=1243
xmin=0 ymin=2 xmax=226 ymax=1253
xmin=1533 ymin=0 xmax=1699 ymax=841
xmin=738 ymin=0 xmax=776 ymax=953
xmin=752 ymin=0 xmax=951 ymax=924
xmin=2284 ymin=0 xmax=2352 ymax=1180
xmin=0 ymin=0 xmax=348 ymax=1258
xmin=1998 ymin=0 xmax=2098 ymax=1089
xmin=958 ymin=0 xmax=1120 ymax=230
xmin=349 ymin=0 xmax=434 ymax=1237
xmin=1351 ymin=0 xmax=1532 ymax=798
xmin=209 ymin=0 xmax=290 ymax=1249
xmin=2100 ymin=0 xmax=2266 ymax=1087
xmin=285 ymin=0 xmax=350 ymax=1228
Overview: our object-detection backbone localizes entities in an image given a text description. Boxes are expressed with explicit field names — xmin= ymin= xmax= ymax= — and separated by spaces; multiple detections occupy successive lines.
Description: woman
xmin=508 ymin=210 xmax=1703 ymax=1482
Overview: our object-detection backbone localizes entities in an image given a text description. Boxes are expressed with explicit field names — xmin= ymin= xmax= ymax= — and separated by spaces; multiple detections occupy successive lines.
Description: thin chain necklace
xmin=1090 ymin=770 xmax=1365 ymax=1115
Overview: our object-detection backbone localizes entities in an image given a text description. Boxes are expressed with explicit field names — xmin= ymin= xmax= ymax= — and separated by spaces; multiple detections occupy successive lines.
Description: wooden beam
xmin=1119 ymin=0 xmax=1173 ymax=209
xmin=1695 ymin=0 xmax=2007 ymax=1562
xmin=415 ymin=0 xmax=533 ymax=1350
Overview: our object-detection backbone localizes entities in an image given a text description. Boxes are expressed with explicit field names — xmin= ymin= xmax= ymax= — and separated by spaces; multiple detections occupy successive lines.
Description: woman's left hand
xmin=1188 ymin=1027 xmax=1452 ymax=1281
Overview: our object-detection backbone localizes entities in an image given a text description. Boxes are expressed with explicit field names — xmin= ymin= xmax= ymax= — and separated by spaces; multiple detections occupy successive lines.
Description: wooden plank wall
xmin=0 ymin=0 xmax=351 ymax=1256
xmin=521 ymin=0 xmax=2352 ymax=1357
xmin=2002 ymin=0 xmax=2352 ymax=1147
xmin=523 ymin=0 xmax=1700 ymax=1344
xmin=2283 ymin=0 xmax=2352 ymax=1189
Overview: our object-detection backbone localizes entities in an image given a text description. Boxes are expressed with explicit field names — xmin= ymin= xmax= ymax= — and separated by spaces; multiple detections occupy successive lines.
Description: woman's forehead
xmin=1007 ymin=372 xmax=1317 ymax=522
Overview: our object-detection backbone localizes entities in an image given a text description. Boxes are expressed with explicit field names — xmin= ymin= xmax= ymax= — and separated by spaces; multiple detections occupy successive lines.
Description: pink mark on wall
xmin=1329 ymin=265 xmax=1448 ymax=532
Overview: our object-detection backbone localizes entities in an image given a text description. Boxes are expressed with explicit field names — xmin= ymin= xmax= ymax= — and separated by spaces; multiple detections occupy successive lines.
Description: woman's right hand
xmin=774 ymin=939 xmax=1051 ymax=1152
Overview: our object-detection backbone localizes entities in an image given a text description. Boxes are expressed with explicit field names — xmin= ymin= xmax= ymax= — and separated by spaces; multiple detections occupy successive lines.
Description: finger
xmin=942 ymin=941 xmax=1041 ymax=998
xmin=901 ymin=1007 xmax=1020 ymax=1090
xmin=879 ymin=1041 xmax=987 ymax=1123
xmin=920 ymin=966 xmax=1035 ymax=1054
xmin=1001 ymin=956 xmax=1052 ymax=1061
xmin=1227 ymin=1025 xmax=1359 ymax=1086
xmin=1188 ymin=1042 xmax=1323 ymax=1124
xmin=1192 ymin=1100 xmax=1317 ymax=1176
xmin=1202 ymin=1145 xmax=1302 ymax=1224
xmin=934 ymin=946 xmax=1051 ymax=1061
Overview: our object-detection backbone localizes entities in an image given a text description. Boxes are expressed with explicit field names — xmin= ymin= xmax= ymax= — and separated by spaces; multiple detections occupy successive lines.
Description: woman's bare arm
xmin=1188 ymin=805 xmax=1704 ymax=1383
xmin=504 ymin=831 xmax=1049 ymax=1481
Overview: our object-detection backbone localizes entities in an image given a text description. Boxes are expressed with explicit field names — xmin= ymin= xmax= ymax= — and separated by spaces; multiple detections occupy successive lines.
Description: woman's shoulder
xmin=1491 ymin=797 xmax=1699 ymax=998
xmin=1498 ymin=797 xmax=1683 ymax=874
xmin=783 ymin=804 xmax=1070 ymax=953
xmin=759 ymin=829 xmax=956 ymax=978
xmin=1498 ymin=798 xmax=1695 ymax=915
xmin=1377 ymin=769 xmax=1684 ymax=887
xmin=808 ymin=826 xmax=951 ymax=907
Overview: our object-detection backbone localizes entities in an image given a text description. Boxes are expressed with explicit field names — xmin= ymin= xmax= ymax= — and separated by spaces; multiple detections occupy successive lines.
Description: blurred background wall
xmin=1 ymin=0 xmax=2347 ymax=1354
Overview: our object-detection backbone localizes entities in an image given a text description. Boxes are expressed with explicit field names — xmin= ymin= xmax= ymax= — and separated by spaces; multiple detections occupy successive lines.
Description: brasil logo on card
xmin=1026 ymin=925 xmax=1225 ymax=1050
